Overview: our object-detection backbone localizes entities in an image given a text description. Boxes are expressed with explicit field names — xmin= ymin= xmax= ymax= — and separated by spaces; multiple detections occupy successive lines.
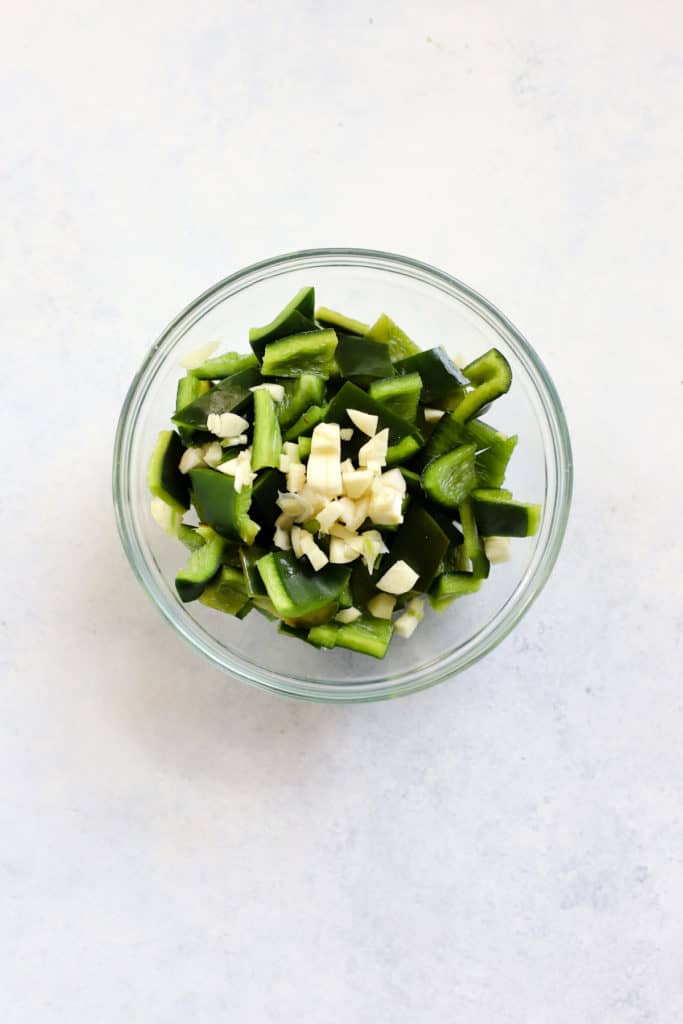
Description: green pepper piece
xmin=177 ymin=524 xmax=205 ymax=551
xmin=253 ymin=596 xmax=279 ymax=621
xmin=284 ymin=404 xmax=328 ymax=441
xmin=306 ymin=622 xmax=339 ymax=649
xmin=172 ymin=366 xmax=260 ymax=431
xmin=428 ymin=572 xmax=482 ymax=611
xmin=452 ymin=349 xmax=512 ymax=422
xmin=284 ymin=601 xmax=339 ymax=628
xmin=189 ymin=351 xmax=258 ymax=380
xmin=176 ymin=374 xmax=207 ymax=411
xmin=394 ymin=347 xmax=468 ymax=403
xmin=399 ymin=467 xmax=422 ymax=493
xmin=298 ymin=436 xmax=312 ymax=460
xmin=239 ymin=545 xmax=268 ymax=597
xmin=315 ymin=307 xmax=370 ymax=336
xmin=256 ymin=551 xmax=351 ymax=619
xmin=147 ymin=430 xmax=190 ymax=513
xmin=386 ymin=435 xmax=423 ymax=467
xmin=379 ymin=501 xmax=450 ymax=592
xmin=252 ymin=389 xmax=282 ymax=470
xmin=459 ymin=498 xmax=490 ymax=579
xmin=190 ymin=467 xmax=260 ymax=544
xmin=420 ymin=414 xmax=518 ymax=488
xmin=421 ymin=444 xmax=477 ymax=509
xmin=249 ymin=286 xmax=317 ymax=359
xmin=350 ymin=562 xmax=376 ymax=609
xmin=310 ymin=616 xmax=394 ymax=659
xmin=471 ymin=491 xmax=541 ymax=537
xmin=277 ymin=373 xmax=326 ymax=428
xmin=175 ymin=527 xmax=224 ymax=602
xmin=324 ymin=381 xmax=423 ymax=455
xmin=249 ymin=468 xmax=287 ymax=534
xmin=334 ymin=333 xmax=394 ymax=382
xmin=278 ymin=621 xmax=317 ymax=644
xmin=261 ymin=329 xmax=338 ymax=378
xmin=366 ymin=313 xmax=421 ymax=361
xmin=198 ymin=565 xmax=251 ymax=615
xmin=369 ymin=372 xmax=422 ymax=421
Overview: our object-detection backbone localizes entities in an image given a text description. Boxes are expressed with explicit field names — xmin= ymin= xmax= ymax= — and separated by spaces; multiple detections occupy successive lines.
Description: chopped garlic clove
xmin=483 ymin=536 xmax=512 ymax=563
xmin=343 ymin=495 xmax=370 ymax=533
xmin=273 ymin=525 xmax=291 ymax=550
xmin=394 ymin=596 xmax=425 ymax=638
xmin=206 ymin=412 xmax=249 ymax=438
xmin=424 ymin=407 xmax=446 ymax=423
xmin=223 ymin=434 xmax=248 ymax=447
xmin=347 ymin=409 xmax=378 ymax=436
xmin=300 ymin=485 xmax=328 ymax=515
xmin=368 ymin=479 xmax=403 ymax=526
xmin=306 ymin=422 xmax=343 ymax=498
xmin=299 ymin=532 xmax=329 ymax=571
xmin=282 ymin=441 xmax=301 ymax=464
xmin=250 ymin=382 xmax=285 ymax=402
xmin=358 ymin=428 xmax=389 ymax=469
xmin=179 ymin=446 xmax=205 ymax=474
xmin=367 ymin=593 xmax=396 ymax=619
xmin=394 ymin=612 xmax=419 ymax=638
xmin=290 ymin=525 xmax=305 ymax=559
xmin=150 ymin=497 xmax=181 ymax=536
xmin=360 ymin=529 xmax=388 ymax=573
xmin=342 ymin=468 xmax=374 ymax=499
xmin=316 ymin=499 xmax=345 ymax=534
xmin=329 ymin=537 xmax=361 ymax=564
xmin=277 ymin=491 xmax=313 ymax=522
xmin=232 ymin=448 xmax=255 ymax=493
xmin=335 ymin=606 xmax=362 ymax=624
xmin=215 ymin=458 xmax=238 ymax=476
xmin=202 ymin=441 xmax=223 ymax=467
xmin=179 ymin=340 xmax=219 ymax=370
xmin=287 ymin=462 xmax=306 ymax=494
xmin=376 ymin=559 xmax=419 ymax=595
xmin=340 ymin=427 xmax=354 ymax=441
xmin=380 ymin=468 xmax=407 ymax=494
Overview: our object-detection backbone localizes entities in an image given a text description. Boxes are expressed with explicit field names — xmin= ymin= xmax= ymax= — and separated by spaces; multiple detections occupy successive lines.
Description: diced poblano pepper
xmin=190 ymin=467 xmax=260 ymax=544
xmin=147 ymin=430 xmax=190 ymax=513
xmin=261 ymin=329 xmax=338 ymax=379
xmin=249 ymin=286 xmax=317 ymax=359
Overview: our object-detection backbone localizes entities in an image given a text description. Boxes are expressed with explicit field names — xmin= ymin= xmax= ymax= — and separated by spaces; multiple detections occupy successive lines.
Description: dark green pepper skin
xmin=256 ymin=551 xmax=351 ymax=619
xmin=453 ymin=349 xmax=512 ymax=422
xmin=239 ymin=545 xmax=269 ymax=597
xmin=249 ymin=286 xmax=317 ymax=359
xmin=334 ymin=333 xmax=394 ymax=382
xmin=377 ymin=501 xmax=450 ymax=592
xmin=420 ymin=414 xmax=517 ymax=488
xmin=172 ymin=366 xmax=260 ymax=431
xmin=471 ymin=493 xmax=541 ymax=537
xmin=249 ymin=469 xmax=287 ymax=534
xmin=148 ymin=430 xmax=190 ymax=512
xmin=421 ymin=444 xmax=478 ymax=509
xmin=324 ymin=381 xmax=422 ymax=459
xmin=394 ymin=347 xmax=468 ymax=402
xmin=190 ymin=467 xmax=258 ymax=543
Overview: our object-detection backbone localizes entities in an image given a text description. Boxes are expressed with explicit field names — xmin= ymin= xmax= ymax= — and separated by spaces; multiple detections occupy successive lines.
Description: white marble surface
xmin=2 ymin=2 xmax=682 ymax=1020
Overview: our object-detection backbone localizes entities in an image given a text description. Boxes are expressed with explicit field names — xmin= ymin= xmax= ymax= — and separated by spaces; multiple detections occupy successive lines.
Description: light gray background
xmin=2 ymin=2 xmax=682 ymax=1021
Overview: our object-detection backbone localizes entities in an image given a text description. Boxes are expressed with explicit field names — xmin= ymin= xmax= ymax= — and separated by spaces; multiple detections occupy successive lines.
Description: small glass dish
xmin=113 ymin=249 xmax=572 ymax=702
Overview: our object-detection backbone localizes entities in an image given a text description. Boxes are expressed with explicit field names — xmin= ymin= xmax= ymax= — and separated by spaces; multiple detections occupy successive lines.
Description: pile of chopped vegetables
xmin=148 ymin=287 xmax=540 ymax=659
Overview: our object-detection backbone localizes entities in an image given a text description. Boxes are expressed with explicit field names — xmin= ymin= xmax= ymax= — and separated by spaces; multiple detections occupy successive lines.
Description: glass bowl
xmin=113 ymin=249 xmax=572 ymax=702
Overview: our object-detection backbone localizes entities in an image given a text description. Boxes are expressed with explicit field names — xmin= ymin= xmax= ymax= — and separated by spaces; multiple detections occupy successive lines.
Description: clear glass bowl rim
xmin=113 ymin=247 xmax=573 ymax=703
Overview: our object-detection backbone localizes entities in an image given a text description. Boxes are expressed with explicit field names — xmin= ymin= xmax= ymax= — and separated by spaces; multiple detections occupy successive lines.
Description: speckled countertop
xmin=2 ymin=2 xmax=682 ymax=1021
